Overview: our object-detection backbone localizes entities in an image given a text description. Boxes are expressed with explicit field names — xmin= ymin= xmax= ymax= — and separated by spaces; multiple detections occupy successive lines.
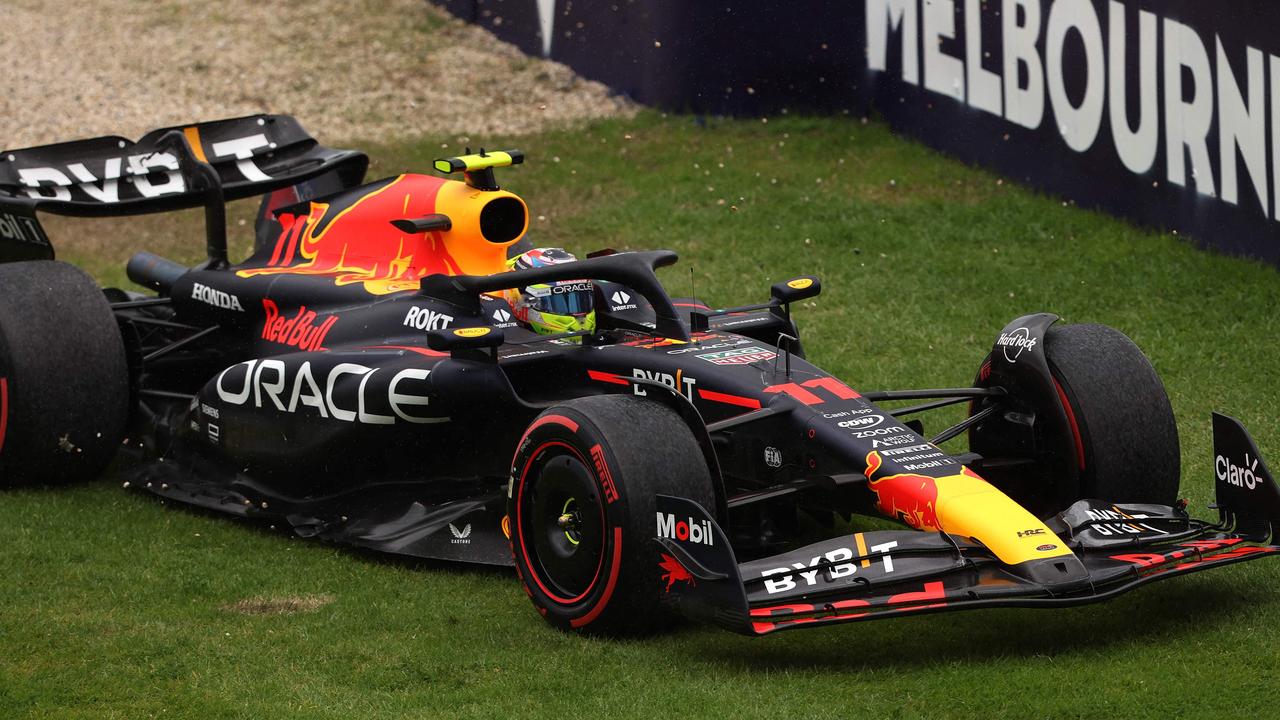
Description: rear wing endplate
xmin=0 ymin=115 xmax=367 ymax=263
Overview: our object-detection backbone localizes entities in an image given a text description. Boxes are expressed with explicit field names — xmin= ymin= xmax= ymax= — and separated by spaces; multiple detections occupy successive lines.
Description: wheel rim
xmin=522 ymin=446 xmax=605 ymax=604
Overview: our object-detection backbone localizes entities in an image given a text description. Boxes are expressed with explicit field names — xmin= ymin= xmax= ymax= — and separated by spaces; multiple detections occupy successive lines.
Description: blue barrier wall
xmin=437 ymin=0 xmax=1280 ymax=266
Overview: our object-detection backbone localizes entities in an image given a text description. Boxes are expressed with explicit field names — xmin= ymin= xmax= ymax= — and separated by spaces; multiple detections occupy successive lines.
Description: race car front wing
xmin=656 ymin=413 xmax=1280 ymax=635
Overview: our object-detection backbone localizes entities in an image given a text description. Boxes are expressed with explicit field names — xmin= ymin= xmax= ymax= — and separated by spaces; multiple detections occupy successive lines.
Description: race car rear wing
xmin=0 ymin=115 xmax=368 ymax=264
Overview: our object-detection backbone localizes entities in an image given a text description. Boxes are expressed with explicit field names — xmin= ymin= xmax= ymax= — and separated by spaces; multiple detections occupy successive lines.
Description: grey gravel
xmin=0 ymin=0 xmax=634 ymax=149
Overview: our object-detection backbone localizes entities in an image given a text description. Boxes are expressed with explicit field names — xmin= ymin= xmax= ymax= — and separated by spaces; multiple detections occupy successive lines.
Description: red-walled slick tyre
xmin=509 ymin=395 xmax=714 ymax=636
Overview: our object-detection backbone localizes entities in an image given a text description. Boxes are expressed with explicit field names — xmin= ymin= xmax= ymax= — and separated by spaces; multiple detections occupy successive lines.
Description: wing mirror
xmin=770 ymin=276 xmax=821 ymax=305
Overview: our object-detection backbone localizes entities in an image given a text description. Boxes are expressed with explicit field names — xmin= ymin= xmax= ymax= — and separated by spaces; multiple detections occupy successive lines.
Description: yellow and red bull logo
xmin=239 ymin=174 xmax=527 ymax=294
xmin=862 ymin=450 xmax=1075 ymax=566
xmin=863 ymin=450 xmax=943 ymax=531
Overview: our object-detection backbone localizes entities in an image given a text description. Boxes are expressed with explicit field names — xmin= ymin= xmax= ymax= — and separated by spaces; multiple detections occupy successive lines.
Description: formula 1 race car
xmin=2 ymin=115 xmax=1278 ymax=636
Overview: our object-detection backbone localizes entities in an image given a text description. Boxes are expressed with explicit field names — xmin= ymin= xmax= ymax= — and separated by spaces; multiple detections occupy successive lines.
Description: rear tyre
xmin=0 ymin=261 xmax=130 ymax=486
xmin=509 ymin=395 xmax=715 ymax=636
xmin=971 ymin=323 xmax=1179 ymax=514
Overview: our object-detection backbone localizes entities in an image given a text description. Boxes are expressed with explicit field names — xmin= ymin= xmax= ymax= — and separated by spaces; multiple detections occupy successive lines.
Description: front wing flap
xmin=656 ymin=494 xmax=1280 ymax=635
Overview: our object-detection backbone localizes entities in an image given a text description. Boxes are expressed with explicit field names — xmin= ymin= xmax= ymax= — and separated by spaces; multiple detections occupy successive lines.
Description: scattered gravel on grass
xmin=224 ymin=594 xmax=336 ymax=616
xmin=0 ymin=0 xmax=633 ymax=148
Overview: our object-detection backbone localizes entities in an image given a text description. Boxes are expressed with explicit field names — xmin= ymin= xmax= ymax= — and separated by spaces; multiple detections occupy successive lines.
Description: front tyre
xmin=971 ymin=323 xmax=1179 ymax=515
xmin=510 ymin=395 xmax=714 ymax=636
xmin=1043 ymin=324 xmax=1179 ymax=504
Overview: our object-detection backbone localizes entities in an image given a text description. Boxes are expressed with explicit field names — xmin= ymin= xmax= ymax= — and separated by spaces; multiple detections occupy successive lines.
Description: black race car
xmin=2 ymin=115 xmax=1278 ymax=636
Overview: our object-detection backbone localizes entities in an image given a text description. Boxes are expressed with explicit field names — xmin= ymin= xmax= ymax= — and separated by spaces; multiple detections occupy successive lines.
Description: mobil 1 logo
xmin=0 ymin=212 xmax=48 ymax=246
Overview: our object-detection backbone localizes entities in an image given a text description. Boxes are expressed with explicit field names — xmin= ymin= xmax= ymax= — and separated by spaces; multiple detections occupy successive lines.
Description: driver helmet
xmin=505 ymin=248 xmax=596 ymax=337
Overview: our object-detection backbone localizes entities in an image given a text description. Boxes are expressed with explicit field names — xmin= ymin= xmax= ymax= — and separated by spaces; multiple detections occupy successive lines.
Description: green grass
xmin=5 ymin=112 xmax=1280 ymax=719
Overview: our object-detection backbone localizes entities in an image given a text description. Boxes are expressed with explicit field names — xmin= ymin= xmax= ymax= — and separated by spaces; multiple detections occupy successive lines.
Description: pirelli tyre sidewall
xmin=509 ymin=395 xmax=714 ymax=636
